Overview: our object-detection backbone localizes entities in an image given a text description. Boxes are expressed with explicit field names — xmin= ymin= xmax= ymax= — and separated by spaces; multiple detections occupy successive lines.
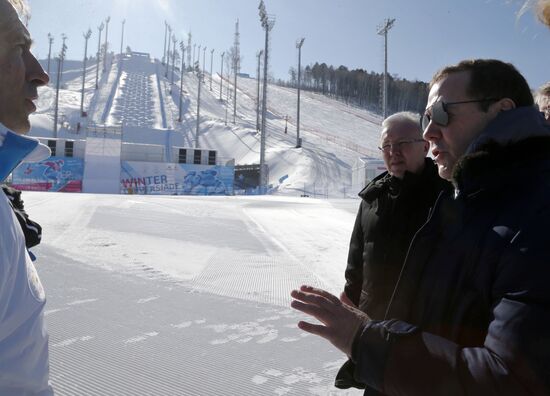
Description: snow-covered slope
xmin=30 ymin=52 xmax=385 ymax=196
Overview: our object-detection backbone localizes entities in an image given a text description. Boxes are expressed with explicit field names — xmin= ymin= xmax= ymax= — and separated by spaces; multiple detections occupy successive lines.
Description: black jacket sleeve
xmin=350 ymin=213 xmax=550 ymax=396
xmin=344 ymin=202 xmax=365 ymax=306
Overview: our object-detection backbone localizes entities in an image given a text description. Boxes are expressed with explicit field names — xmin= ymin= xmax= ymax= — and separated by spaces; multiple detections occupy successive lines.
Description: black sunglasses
xmin=420 ymin=98 xmax=500 ymax=131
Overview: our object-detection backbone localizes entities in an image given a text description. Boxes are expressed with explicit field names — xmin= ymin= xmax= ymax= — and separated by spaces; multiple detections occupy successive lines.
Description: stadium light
xmin=95 ymin=22 xmax=104 ymax=89
xmin=195 ymin=62 xmax=202 ymax=148
xmin=103 ymin=16 xmax=110 ymax=72
xmin=377 ymin=18 xmax=396 ymax=119
xmin=256 ymin=50 xmax=263 ymax=132
xmin=219 ymin=52 xmax=225 ymax=101
xmin=209 ymin=48 xmax=214 ymax=91
xmin=178 ymin=41 xmax=185 ymax=122
xmin=296 ymin=38 xmax=305 ymax=148
xmin=258 ymin=0 xmax=275 ymax=191
xmin=54 ymin=36 xmax=68 ymax=137
xmin=170 ymin=35 xmax=177 ymax=92
xmin=162 ymin=21 xmax=168 ymax=65
xmin=47 ymin=33 xmax=54 ymax=75
xmin=120 ymin=19 xmax=126 ymax=56
xmin=81 ymin=29 xmax=92 ymax=117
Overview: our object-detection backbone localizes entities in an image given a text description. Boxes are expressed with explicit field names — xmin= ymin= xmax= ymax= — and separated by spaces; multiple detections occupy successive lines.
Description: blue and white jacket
xmin=0 ymin=126 xmax=53 ymax=395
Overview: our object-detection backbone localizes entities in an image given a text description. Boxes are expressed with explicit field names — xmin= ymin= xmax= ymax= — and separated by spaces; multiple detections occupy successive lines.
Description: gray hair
xmin=381 ymin=111 xmax=423 ymax=138
xmin=535 ymin=81 xmax=550 ymax=108
xmin=7 ymin=0 xmax=30 ymax=24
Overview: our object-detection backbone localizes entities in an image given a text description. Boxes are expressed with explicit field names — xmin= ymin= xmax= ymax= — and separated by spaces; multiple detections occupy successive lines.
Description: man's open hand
xmin=290 ymin=285 xmax=370 ymax=356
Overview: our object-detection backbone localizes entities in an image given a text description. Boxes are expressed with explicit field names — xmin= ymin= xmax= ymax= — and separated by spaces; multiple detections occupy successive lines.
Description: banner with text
xmin=120 ymin=161 xmax=234 ymax=195
xmin=12 ymin=156 xmax=84 ymax=192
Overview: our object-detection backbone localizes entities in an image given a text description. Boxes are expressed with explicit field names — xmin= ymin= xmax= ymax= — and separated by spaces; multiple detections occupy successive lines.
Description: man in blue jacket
xmin=291 ymin=59 xmax=550 ymax=395
xmin=0 ymin=0 xmax=53 ymax=394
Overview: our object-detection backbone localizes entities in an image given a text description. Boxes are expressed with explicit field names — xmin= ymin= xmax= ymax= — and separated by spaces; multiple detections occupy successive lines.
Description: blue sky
xmin=27 ymin=0 xmax=550 ymax=89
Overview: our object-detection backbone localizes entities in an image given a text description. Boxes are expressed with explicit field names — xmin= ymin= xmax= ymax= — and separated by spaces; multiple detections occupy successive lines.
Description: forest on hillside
xmin=280 ymin=62 xmax=429 ymax=116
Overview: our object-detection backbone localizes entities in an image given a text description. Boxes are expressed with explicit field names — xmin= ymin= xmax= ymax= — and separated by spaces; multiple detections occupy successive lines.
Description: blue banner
xmin=120 ymin=161 xmax=234 ymax=195
xmin=12 ymin=156 xmax=84 ymax=192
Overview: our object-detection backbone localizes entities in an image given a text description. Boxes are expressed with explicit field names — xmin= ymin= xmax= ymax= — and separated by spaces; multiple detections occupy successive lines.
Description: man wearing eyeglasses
xmin=291 ymin=59 xmax=550 ymax=395
xmin=335 ymin=112 xmax=449 ymax=389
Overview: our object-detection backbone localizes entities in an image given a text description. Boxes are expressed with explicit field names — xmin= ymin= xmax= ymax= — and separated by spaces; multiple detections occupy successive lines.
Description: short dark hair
xmin=430 ymin=59 xmax=534 ymax=111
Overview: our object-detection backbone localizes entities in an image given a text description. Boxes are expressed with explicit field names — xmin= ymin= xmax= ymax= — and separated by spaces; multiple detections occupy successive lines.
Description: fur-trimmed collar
xmin=359 ymin=158 xmax=440 ymax=202
xmin=454 ymin=137 xmax=550 ymax=197
xmin=453 ymin=106 xmax=550 ymax=196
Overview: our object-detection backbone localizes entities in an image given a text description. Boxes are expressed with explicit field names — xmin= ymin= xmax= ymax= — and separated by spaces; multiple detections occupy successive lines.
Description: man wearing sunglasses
xmin=291 ymin=59 xmax=550 ymax=395
xmin=335 ymin=112 xmax=449 ymax=389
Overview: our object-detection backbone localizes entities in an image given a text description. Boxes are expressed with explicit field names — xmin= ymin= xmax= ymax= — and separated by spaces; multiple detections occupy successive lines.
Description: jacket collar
xmin=359 ymin=158 xmax=437 ymax=202
xmin=453 ymin=107 xmax=550 ymax=196
xmin=0 ymin=124 xmax=51 ymax=182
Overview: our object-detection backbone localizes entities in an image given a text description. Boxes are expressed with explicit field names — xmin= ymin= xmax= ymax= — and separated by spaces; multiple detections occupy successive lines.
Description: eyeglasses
xmin=378 ymin=139 xmax=425 ymax=153
xmin=421 ymin=98 xmax=499 ymax=131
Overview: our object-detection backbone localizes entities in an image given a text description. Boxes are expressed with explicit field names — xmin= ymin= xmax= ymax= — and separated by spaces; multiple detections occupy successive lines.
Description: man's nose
xmin=422 ymin=121 xmax=440 ymax=142
xmin=26 ymin=52 xmax=50 ymax=87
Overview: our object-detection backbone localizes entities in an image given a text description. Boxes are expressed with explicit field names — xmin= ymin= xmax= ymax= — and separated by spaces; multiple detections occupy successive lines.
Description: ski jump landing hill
xmin=25 ymin=50 xmax=385 ymax=197
xmin=20 ymin=52 xmax=235 ymax=196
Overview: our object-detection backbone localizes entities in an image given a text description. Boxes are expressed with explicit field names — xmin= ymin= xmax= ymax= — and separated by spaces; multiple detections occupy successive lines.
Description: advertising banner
xmin=120 ymin=161 xmax=234 ymax=195
xmin=12 ymin=156 xmax=84 ymax=192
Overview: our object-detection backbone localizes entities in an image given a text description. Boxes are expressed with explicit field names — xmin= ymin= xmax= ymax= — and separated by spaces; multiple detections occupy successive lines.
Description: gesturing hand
xmin=290 ymin=285 xmax=370 ymax=357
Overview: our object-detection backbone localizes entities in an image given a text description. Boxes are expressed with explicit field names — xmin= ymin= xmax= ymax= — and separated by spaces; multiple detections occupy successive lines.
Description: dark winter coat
xmin=336 ymin=158 xmax=450 ymax=389
xmin=344 ymin=158 xmax=450 ymax=318
xmin=349 ymin=107 xmax=550 ymax=396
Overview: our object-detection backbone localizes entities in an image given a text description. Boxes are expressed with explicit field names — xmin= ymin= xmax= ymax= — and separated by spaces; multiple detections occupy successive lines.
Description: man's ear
xmin=496 ymin=98 xmax=516 ymax=111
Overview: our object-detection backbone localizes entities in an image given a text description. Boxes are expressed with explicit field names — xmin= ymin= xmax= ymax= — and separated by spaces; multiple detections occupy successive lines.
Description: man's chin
xmin=1 ymin=119 xmax=31 ymax=134
xmin=437 ymin=163 xmax=453 ymax=181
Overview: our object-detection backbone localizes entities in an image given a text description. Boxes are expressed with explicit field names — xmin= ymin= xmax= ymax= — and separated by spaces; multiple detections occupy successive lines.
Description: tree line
xmin=281 ymin=62 xmax=429 ymax=116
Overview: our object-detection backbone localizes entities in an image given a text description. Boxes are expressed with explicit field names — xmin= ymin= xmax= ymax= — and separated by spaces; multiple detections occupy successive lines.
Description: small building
xmin=351 ymin=157 xmax=386 ymax=194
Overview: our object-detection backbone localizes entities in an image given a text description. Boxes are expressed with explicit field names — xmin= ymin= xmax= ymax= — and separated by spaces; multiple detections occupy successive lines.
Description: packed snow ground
xmin=29 ymin=192 xmax=363 ymax=395
xmin=23 ymin=52 xmax=389 ymax=394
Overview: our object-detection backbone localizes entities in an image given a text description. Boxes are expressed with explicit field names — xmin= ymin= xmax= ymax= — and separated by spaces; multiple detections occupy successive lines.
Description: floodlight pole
xmin=258 ymin=0 xmax=275 ymax=191
xmin=166 ymin=26 xmax=172 ymax=77
xmin=195 ymin=64 xmax=202 ymax=148
xmin=103 ymin=16 xmax=110 ymax=73
xmin=95 ymin=22 xmax=104 ymax=89
xmin=120 ymin=19 xmax=126 ymax=56
xmin=178 ymin=41 xmax=185 ymax=122
xmin=377 ymin=18 xmax=395 ymax=119
xmin=170 ymin=35 xmax=177 ymax=92
xmin=209 ymin=49 xmax=214 ymax=91
xmin=202 ymin=46 xmax=207 ymax=77
xmin=187 ymin=32 xmax=192 ymax=71
xmin=197 ymin=45 xmax=201 ymax=68
xmin=256 ymin=50 xmax=263 ymax=132
xmin=54 ymin=40 xmax=67 ymax=138
xmin=47 ymin=33 xmax=53 ymax=75
xmin=60 ymin=34 xmax=67 ymax=77
xmin=232 ymin=19 xmax=240 ymax=124
xmin=162 ymin=21 xmax=168 ymax=65
xmin=81 ymin=29 xmax=92 ymax=117
xmin=296 ymin=38 xmax=305 ymax=148
xmin=219 ymin=52 xmax=224 ymax=100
